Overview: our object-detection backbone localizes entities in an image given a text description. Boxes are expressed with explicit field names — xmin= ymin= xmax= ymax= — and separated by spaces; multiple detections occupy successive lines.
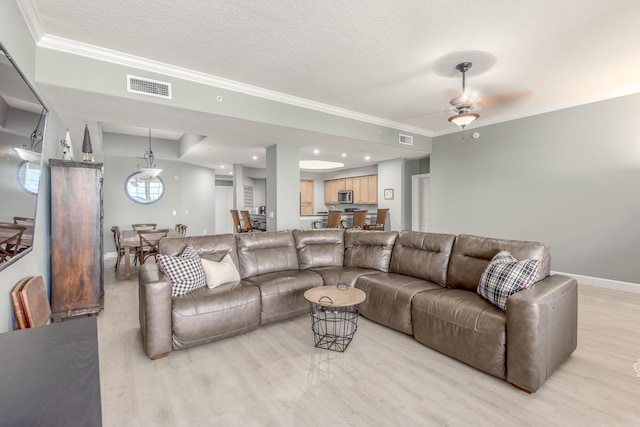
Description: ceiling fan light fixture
xmin=448 ymin=112 xmax=479 ymax=128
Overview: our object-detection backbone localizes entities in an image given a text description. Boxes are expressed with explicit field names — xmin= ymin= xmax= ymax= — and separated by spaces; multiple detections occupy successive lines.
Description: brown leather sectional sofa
xmin=138 ymin=229 xmax=577 ymax=392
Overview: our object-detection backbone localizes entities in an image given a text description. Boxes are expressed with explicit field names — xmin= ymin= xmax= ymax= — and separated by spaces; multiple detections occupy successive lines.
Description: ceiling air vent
xmin=399 ymin=134 xmax=414 ymax=146
xmin=127 ymin=75 xmax=172 ymax=99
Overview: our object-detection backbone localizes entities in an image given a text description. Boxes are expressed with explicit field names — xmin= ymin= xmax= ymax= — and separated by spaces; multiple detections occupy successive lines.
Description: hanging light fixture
xmin=137 ymin=128 xmax=162 ymax=178
xmin=448 ymin=112 xmax=479 ymax=128
xmin=14 ymin=107 xmax=45 ymax=163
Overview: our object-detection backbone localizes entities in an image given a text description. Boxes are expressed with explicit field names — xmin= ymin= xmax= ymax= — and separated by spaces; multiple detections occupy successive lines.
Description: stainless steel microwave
xmin=338 ymin=190 xmax=353 ymax=204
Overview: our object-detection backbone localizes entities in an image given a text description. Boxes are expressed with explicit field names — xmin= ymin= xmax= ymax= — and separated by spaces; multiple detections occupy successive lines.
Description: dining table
xmin=120 ymin=229 xmax=182 ymax=280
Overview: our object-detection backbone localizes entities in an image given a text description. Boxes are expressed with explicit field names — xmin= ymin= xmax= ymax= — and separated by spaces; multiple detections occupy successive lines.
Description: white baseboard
xmin=552 ymin=271 xmax=640 ymax=294
xmin=104 ymin=252 xmax=117 ymax=260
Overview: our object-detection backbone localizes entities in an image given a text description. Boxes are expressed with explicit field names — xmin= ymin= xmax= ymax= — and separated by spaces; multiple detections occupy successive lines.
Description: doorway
xmin=411 ymin=174 xmax=430 ymax=232
xmin=215 ymin=186 xmax=234 ymax=234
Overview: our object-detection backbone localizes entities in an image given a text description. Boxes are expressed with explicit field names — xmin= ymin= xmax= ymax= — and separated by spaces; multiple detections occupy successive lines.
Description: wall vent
xmin=127 ymin=75 xmax=172 ymax=99
xmin=399 ymin=134 xmax=414 ymax=146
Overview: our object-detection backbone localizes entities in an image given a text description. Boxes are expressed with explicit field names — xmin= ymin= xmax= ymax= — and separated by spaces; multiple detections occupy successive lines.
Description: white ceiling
xmin=18 ymin=0 xmax=640 ymax=171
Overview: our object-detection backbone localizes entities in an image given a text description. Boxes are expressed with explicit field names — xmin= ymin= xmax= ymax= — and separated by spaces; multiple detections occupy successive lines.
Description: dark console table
xmin=0 ymin=317 xmax=102 ymax=426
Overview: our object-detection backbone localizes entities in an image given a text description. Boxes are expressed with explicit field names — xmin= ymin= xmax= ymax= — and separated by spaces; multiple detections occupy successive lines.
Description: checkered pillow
xmin=156 ymin=244 xmax=207 ymax=297
xmin=477 ymin=250 xmax=540 ymax=311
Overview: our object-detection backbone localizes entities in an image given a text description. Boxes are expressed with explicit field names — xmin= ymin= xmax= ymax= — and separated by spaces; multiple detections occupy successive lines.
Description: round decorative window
xmin=16 ymin=160 xmax=41 ymax=196
xmin=124 ymin=171 xmax=165 ymax=204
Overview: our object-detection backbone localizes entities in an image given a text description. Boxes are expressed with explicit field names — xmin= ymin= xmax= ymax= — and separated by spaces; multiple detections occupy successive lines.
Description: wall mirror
xmin=124 ymin=171 xmax=165 ymax=204
xmin=0 ymin=41 xmax=48 ymax=270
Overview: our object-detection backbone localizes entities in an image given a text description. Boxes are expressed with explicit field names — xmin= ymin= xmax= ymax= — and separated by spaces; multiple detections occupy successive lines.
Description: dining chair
xmin=175 ymin=224 xmax=187 ymax=235
xmin=349 ymin=210 xmax=368 ymax=229
xmin=132 ymin=223 xmax=157 ymax=231
xmin=240 ymin=210 xmax=265 ymax=232
xmin=0 ymin=222 xmax=27 ymax=262
xmin=137 ymin=229 xmax=169 ymax=265
xmin=363 ymin=208 xmax=389 ymax=231
xmin=230 ymin=210 xmax=249 ymax=233
xmin=312 ymin=210 xmax=344 ymax=229
xmin=111 ymin=226 xmax=136 ymax=277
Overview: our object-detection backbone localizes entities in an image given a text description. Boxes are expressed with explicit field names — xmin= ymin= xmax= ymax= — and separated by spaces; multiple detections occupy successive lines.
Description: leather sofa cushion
xmin=344 ymin=229 xmax=398 ymax=272
xmin=243 ymin=270 xmax=323 ymax=325
xmin=411 ymin=288 xmax=507 ymax=379
xmin=447 ymin=234 xmax=551 ymax=292
xmin=236 ymin=231 xmax=299 ymax=279
xmin=159 ymin=234 xmax=239 ymax=268
xmin=293 ymin=229 xmax=345 ymax=269
xmin=309 ymin=266 xmax=381 ymax=287
xmin=356 ymin=273 xmax=442 ymax=335
xmin=389 ymin=231 xmax=455 ymax=286
xmin=171 ymin=281 xmax=261 ymax=350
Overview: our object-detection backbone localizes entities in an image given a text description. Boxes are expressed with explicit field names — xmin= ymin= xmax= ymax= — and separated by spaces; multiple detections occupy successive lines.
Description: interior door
xmin=411 ymin=174 xmax=430 ymax=232
xmin=215 ymin=186 xmax=234 ymax=234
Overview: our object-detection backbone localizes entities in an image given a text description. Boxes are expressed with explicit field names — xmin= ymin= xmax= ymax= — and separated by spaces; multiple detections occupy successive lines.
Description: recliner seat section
xmin=138 ymin=229 xmax=577 ymax=393
xmin=294 ymin=229 xmax=379 ymax=286
xmin=139 ymin=234 xmax=261 ymax=359
xmin=411 ymin=234 xmax=576 ymax=392
xmin=355 ymin=231 xmax=455 ymax=335
xmin=237 ymin=231 xmax=323 ymax=325
xmin=294 ymin=229 xmax=396 ymax=286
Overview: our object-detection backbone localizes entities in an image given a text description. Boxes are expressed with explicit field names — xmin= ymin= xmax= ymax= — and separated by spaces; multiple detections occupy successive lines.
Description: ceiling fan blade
xmin=444 ymin=88 xmax=460 ymax=100
xmin=478 ymin=91 xmax=532 ymax=107
xmin=410 ymin=109 xmax=449 ymax=119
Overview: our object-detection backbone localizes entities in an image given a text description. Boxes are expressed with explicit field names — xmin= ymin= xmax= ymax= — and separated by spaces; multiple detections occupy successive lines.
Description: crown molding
xmin=17 ymin=0 xmax=44 ymax=43
xmin=38 ymin=34 xmax=434 ymax=138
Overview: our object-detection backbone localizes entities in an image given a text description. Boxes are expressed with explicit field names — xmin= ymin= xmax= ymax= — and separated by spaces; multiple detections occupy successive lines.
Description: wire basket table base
xmin=308 ymin=305 xmax=359 ymax=352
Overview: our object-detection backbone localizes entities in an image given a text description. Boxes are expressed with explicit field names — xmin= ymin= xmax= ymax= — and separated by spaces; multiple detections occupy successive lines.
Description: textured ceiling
xmin=18 ymin=0 xmax=640 ymax=169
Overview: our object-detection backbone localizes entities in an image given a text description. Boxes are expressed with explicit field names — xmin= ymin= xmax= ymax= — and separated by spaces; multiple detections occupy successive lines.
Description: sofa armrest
xmin=506 ymin=274 xmax=578 ymax=392
xmin=138 ymin=263 xmax=173 ymax=359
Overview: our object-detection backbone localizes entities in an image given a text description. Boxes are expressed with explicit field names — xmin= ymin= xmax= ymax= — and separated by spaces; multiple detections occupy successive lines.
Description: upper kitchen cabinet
xmin=324 ymin=174 xmax=378 ymax=205
xmin=300 ymin=179 xmax=315 ymax=215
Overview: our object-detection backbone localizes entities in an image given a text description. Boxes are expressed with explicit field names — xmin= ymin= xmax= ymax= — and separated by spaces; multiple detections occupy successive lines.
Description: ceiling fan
xmin=446 ymin=61 xmax=532 ymax=129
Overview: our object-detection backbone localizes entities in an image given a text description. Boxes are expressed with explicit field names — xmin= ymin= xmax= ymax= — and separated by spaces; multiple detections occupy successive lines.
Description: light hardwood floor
xmin=99 ymin=260 xmax=640 ymax=426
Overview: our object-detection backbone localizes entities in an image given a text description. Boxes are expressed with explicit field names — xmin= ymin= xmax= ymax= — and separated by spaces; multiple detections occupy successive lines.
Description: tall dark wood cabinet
xmin=50 ymin=159 xmax=104 ymax=321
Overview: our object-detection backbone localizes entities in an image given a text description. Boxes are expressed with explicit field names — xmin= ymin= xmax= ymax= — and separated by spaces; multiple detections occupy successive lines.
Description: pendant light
xmin=137 ymin=128 xmax=162 ymax=178
xmin=14 ymin=108 xmax=45 ymax=163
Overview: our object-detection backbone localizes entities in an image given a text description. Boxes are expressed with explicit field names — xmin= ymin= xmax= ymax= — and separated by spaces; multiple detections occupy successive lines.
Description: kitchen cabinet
xmin=368 ymin=174 xmax=378 ymax=203
xmin=324 ymin=179 xmax=339 ymax=204
xmin=324 ymin=174 xmax=378 ymax=204
xmin=300 ymin=179 xmax=315 ymax=215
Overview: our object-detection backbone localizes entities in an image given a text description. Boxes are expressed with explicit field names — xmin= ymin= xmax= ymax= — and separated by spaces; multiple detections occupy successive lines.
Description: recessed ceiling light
xmin=341 ymin=153 xmax=347 ymax=157
xmin=300 ymin=160 xmax=344 ymax=170
xmin=228 ymin=171 xmax=233 ymax=175
xmin=365 ymin=156 xmax=371 ymax=161
xmin=220 ymin=165 xmax=225 ymax=169
xmin=252 ymin=156 xmax=258 ymax=160
xmin=313 ymin=149 xmax=320 ymax=154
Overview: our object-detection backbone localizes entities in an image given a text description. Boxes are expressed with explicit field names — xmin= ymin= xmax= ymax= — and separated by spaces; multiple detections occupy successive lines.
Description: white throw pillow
xmin=201 ymin=254 xmax=240 ymax=288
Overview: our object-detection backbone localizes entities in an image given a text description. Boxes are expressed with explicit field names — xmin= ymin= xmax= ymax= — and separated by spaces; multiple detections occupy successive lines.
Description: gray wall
xmin=377 ymin=159 xmax=405 ymax=230
xmin=431 ymin=93 xmax=640 ymax=284
xmin=0 ymin=1 xmax=63 ymax=332
xmin=103 ymin=153 xmax=216 ymax=254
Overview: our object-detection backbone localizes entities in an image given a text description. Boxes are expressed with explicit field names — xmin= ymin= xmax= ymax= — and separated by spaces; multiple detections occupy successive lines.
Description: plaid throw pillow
xmin=156 ymin=244 xmax=207 ymax=297
xmin=477 ymin=250 xmax=540 ymax=311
